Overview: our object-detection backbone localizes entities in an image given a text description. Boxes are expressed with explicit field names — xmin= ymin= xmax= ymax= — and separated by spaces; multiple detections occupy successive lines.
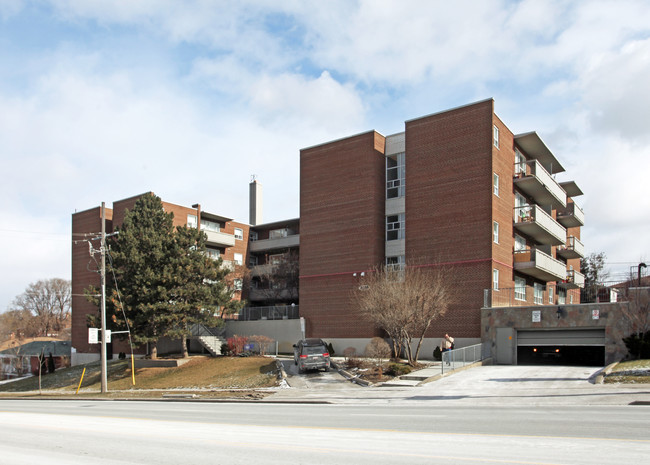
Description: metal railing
xmin=237 ymin=305 xmax=299 ymax=321
xmin=441 ymin=342 xmax=490 ymax=374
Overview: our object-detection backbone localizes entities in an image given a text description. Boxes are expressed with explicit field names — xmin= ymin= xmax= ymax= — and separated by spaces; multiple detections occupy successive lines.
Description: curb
xmin=593 ymin=361 xmax=620 ymax=384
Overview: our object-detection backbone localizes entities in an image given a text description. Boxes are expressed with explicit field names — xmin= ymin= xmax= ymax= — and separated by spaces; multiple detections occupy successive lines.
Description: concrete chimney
xmin=249 ymin=178 xmax=262 ymax=226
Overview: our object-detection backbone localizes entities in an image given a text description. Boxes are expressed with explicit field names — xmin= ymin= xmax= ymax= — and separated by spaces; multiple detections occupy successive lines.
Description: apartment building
xmin=70 ymin=193 xmax=251 ymax=364
xmin=299 ymin=99 xmax=584 ymax=347
xmin=71 ymin=99 xmax=587 ymax=361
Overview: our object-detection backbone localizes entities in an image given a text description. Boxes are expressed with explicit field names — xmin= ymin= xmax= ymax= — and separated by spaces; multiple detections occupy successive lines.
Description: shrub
xmin=343 ymin=347 xmax=357 ymax=360
xmin=227 ymin=335 xmax=249 ymax=356
xmin=386 ymin=362 xmax=413 ymax=377
xmin=433 ymin=346 xmax=442 ymax=361
xmin=249 ymin=335 xmax=275 ymax=356
xmin=624 ymin=331 xmax=650 ymax=359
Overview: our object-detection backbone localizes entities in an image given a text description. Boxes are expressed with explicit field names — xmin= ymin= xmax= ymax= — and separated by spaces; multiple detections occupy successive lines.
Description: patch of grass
xmin=604 ymin=359 xmax=650 ymax=384
xmin=0 ymin=356 xmax=279 ymax=395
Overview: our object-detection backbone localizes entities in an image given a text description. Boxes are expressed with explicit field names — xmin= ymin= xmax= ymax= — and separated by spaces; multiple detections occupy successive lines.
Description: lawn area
xmin=0 ymin=356 xmax=280 ymax=398
xmin=604 ymin=359 xmax=650 ymax=384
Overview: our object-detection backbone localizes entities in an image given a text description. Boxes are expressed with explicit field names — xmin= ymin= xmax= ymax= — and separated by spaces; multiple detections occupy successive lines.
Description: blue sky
xmin=1 ymin=0 xmax=650 ymax=311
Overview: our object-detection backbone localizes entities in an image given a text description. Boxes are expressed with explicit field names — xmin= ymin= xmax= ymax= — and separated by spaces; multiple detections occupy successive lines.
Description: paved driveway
xmin=269 ymin=365 xmax=650 ymax=406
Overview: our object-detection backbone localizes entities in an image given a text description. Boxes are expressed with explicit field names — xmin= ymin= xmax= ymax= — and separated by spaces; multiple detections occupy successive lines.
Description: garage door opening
xmin=517 ymin=346 xmax=605 ymax=366
xmin=516 ymin=329 xmax=606 ymax=366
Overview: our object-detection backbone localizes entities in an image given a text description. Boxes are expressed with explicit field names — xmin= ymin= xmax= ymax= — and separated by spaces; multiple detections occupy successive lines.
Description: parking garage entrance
xmin=517 ymin=329 xmax=606 ymax=366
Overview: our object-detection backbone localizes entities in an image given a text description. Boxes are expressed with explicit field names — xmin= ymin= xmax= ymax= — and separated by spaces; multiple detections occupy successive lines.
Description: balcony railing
xmin=204 ymin=229 xmax=236 ymax=247
xmin=514 ymin=159 xmax=567 ymax=209
xmin=556 ymin=236 xmax=585 ymax=260
xmin=514 ymin=205 xmax=566 ymax=246
xmin=562 ymin=269 xmax=585 ymax=289
xmin=237 ymin=305 xmax=299 ymax=321
xmin=514 ymin=248 xmax=567 ymax=282
xmin=556 ymin=202 xmax=585 ymax=228
xmin=249 ymin=233 xmax=300 ymax=253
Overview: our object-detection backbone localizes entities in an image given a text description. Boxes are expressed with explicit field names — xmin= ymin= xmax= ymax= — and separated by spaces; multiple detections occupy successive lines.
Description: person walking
xmin=441 ymin=334 xmax=454 ymax=365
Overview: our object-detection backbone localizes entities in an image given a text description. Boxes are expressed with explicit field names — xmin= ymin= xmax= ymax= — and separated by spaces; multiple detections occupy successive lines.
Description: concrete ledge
xmin=134 ymin=359 xmax=192 ymax=368
xmin=593 ymin=361 xmax=620 ymax=384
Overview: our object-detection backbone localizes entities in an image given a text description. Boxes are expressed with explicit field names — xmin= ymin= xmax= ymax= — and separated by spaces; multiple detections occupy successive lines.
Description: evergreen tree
xmin=165 ymin=225 xmax=237 ymax=357
xmin=105 ymin=194 xmax=177 ymax=358
xmin=86 ymin=194 xmax=241 ymax=358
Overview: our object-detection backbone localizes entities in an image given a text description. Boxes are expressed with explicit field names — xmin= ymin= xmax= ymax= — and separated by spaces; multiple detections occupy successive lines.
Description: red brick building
xmin=299 ymin=99 xmax=584 ymax=347
xmin=71 ymin=99 xmax=585 ymax=360
xmin=71 ymin=193 xmax=251 ymax=364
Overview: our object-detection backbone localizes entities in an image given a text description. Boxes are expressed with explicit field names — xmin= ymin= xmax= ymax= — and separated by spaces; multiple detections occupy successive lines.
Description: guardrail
xmin=237 ymin=305 xmax=299 ymax=321
xmin=441 ymin=342 xmax=490 ymax=374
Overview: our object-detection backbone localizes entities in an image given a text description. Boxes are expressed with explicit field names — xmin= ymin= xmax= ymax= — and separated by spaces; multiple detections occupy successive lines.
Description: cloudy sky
xmin=1 ymin=0 xmax=649 ymax=311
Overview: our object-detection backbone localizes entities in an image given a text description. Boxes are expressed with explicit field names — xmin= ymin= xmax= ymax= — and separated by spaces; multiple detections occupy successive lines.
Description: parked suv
xmin=293 ymin=339 xmax=331 ymax=373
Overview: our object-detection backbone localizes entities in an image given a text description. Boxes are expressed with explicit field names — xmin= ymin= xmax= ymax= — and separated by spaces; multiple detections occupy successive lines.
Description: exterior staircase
xmin=191 ymin=324 xmax=226 ymax=356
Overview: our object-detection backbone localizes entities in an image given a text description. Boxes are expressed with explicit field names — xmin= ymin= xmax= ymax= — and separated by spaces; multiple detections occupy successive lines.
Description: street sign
xmin=88 ymin=328 xmax=98 ymax=344
xmin=105 ymin=330 xmax=111 ymax=343
xmin=532 ymin=310 xmax=541 ymax=322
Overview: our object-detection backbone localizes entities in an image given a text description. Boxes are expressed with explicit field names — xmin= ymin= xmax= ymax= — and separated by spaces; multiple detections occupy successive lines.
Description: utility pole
xmin=100 ymin=202 xmax=108 ymax=393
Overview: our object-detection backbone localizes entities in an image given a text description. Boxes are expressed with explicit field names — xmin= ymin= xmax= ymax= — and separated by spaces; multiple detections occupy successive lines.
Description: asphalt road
xmin=1 ymin=398 xmax=649 ymax=464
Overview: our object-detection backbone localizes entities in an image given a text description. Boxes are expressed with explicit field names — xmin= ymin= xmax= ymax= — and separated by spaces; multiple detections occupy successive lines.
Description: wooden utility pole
xmin=100 ymin=202 xmax=108 ymax=393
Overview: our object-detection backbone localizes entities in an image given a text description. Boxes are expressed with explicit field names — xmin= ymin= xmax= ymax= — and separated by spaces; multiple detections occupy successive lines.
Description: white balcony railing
xmin=557 ymin=236 xmax=585 ymax=259
xmin=514 ymin=248 xmax=567 ymax=282
xmin=514 ymin=159 xmax=567 ymax=209
xmin=514 ymin=205 xmax=566 ymax=246
xmin=557 ymin=202 xmax=585 ymax=228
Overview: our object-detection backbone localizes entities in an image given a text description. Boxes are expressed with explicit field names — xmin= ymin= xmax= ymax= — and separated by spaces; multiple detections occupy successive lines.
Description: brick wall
xmin=300 ymin=131 xmax=386 ymax=338
xmin=404 ymin=99 xmax=495 ymax=338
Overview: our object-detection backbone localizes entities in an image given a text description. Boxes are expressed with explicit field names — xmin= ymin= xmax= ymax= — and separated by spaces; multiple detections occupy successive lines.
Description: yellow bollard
xmin=76 ymin=367 xmax=86 ymax=395
xmin=131 ymin=356 xmax=136 ymax=386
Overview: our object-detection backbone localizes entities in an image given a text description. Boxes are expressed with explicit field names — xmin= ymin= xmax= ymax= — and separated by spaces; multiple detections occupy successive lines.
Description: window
xmin=386 ymin=255 xmax=405 ymax=271
xmin=386 ymin=152 xmax=405 ymax=199
xmin=205 ymin=248 xmax=220 ymax=260
xmin=234 ymin=228 xmax=243 ymax=240
xmin=493 ymin=173 xmax=499 ymax=196
xmin=493 ymin=269 xmax=499 ymax=290
xmin=233 ymin=279 xmax=243 ymax=291
xmin=515 ymin=149 xmax=526 ymax=175
xmin=269 ymin=254 xmax=284 ymax=265
xmin=515 ymin=192 xmax=531 ymax=222
xmin=187 ymin=214 xmax=198 ymax=228
xmin=200 ymin=219 xmax=220 ymax=232
xmin=493 ymin=125 xmax=499 ymax=148
xmin=386 ymin=214 xmax=405 ymax=241
xmin=249 ymin=255 xmax=258 ymax=267
xmin=270 ymin=228 xmax=288 ymax=239
xmin=558 ymin=288 xmax=566 ymax=305
xmin=548 ymin=286 xmax=554 ymax=304
xmin=534 ymin=283 xmax=544 ymax=305
xmin=493 ymin=221 xmax=499 ymax=244
xmin=515 ymin=276 xmax=526 ymax=301
xmin=514 ymin=234 xmax=526 ymax=252
xmin=234 ymin=253 xmax=243 ymax=266
xmin=249 ymin=231 xmax=258 ymax=242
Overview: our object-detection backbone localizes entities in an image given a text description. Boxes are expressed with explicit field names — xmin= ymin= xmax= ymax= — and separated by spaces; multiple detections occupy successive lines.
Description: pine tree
xmin=105 ymin=194 xmax=177 ymax=359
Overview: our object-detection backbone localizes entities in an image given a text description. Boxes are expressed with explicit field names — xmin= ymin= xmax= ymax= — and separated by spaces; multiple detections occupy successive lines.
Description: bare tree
xmin=353 ymin=265 xmax=451 ymax=366
xmin=9 ymin=279 xmax=71 ymax=337
xmin=365 ymin=337 xmax=391 ymax=380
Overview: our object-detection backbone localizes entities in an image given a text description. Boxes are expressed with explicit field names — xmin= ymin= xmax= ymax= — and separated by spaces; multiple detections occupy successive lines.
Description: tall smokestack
xmin=249 ymin=176 xmax=262 ymax=226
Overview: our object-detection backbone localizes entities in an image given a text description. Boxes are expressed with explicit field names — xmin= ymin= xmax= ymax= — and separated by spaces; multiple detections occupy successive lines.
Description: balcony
xmin=514 ymin=248 xmax=567 ymax=282
xmin=556 ymin=236 xmax=585 ymax=260
xmin=514 ymin=205 xmax=566 ymax=246
xmin=514 ymin=159 xmax=567 ymax=209
xmin=249 ymin=233 xmax=300 ymax=252
xmin=556 ymin=202 xmax=585 ymax=228
xmin=562 ymin=269 xmax=585 ymax=289
xmin=248 ymin=287 xmax=298 ymax=302
xmin=203 ymin=229 xmax=235 ymax=247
